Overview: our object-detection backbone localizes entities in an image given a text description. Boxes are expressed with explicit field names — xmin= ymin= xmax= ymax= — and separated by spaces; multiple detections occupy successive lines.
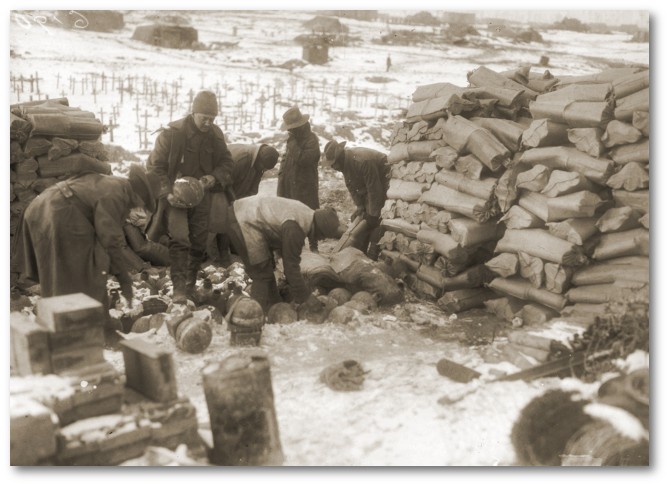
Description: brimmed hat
xmin=313 ymin=207 xmax=341 ymax=239
xmin=128 ymin=164 xmax=160 ymax=213
xmin=324 ymin=139 xmax=346 ymax=162
xmin=281 ymin=106 xmax=310 ymax=130
xmin=192 ymin=90 xmax=219 ymax=116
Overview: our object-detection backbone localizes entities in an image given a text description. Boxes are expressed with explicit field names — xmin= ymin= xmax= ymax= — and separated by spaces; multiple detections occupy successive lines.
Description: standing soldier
xmin=386 ymin=54 xmax=392 ymax=72
xmin=276 ymin=106 xmax=321 ymax=251
xmin=146 ymin=90 xmax=235 ymax=304
xmin=323 ymin=140 xmax=390 ymax=259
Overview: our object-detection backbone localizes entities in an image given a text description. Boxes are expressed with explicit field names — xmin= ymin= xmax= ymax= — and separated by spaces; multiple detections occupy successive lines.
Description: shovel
xmin=333 ymin=215 xmax=369 ymax=253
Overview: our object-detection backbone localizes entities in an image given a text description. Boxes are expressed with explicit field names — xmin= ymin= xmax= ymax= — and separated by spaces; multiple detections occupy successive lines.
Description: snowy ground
xmin=9 ymin=9 xmax=650 ymax=467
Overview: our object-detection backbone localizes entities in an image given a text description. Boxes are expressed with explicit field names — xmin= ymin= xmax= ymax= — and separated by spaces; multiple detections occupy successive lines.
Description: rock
xmin=317 ymin=295 xmax=339 ymax=315
xmin=343 ymin=300 xmax=371 ymax=314
xmin=130 ymin=315 xmax=153 ymax=333
xmin=328 ymin=305 xmax=359 ymax=324
xmin=175 ymin=316 xmax=212 ymax=354
xmin=349 ymin=291 xmax=378 ymax=312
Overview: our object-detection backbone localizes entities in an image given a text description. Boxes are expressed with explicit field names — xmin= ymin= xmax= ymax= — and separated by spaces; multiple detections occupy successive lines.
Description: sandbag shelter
xmin=300 ymin=35 xmax=329 ymax=65
xmin=132 ymin=24 xmax=199 ymax=49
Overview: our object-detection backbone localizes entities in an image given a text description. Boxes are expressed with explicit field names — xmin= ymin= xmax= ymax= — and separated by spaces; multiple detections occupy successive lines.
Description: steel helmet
xmin=167 ymin=177 xmax=205 ymax=208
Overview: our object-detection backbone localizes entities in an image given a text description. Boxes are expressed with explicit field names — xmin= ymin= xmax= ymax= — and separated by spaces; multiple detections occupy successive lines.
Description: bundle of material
xmin=9 ymin=98 xmax=108 ymax=245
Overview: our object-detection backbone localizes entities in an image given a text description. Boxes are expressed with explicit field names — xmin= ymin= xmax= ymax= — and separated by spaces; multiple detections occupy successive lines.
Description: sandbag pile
xmin=485 ymin=66 xmax=649 ymax=327
xmin=379 ymin=65 xmax=649 ymax=327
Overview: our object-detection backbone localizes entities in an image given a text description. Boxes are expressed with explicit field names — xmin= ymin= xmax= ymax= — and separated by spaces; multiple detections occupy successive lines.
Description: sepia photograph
xmin=5 ymin=0 xmax=658 ymax=473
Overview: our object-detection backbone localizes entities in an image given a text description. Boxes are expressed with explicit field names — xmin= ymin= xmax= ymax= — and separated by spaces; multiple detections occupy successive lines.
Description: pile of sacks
xmin=378 ymin=65 xmax=649 ymax=327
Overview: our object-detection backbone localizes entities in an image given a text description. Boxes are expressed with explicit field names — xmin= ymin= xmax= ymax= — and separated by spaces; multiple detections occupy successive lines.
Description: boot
xmin=186 ymin=249 xmax=206 ymax=301
xmin=170 ymin=247 xmax=190 ymax=304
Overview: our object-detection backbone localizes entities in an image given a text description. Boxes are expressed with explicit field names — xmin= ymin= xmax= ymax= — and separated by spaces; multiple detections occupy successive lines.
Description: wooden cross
xmin=257 ymin=92 xmax=267 ymax=129
xmin=155 ymin=104 xmax=162 ymax=118
xmin=118 ymin=78 xmax=124 ymax=103
xmin=28 ymin=74 xmax=35 ymax=92
xmin=108 ymin=115 xmax=115 ymax=143
xmin=111 ymin=72 xmax=116 ymax=91
xmin=142 ymin=109 xmax=150 ymax=131
xmin=55 ymin=73 xmax=61 ymax=89
xmin=168 ymin=97 xmax=175 ymax=121
xmin=98 ymin=108 xmax=105 ymax=125
xmin=92 ymin=85 xmax=97 ymax=104
xmin=134 ymin=98 xmax=140 ymax=122
xmin=199 ymin=71 xmax=206 ymax=89
xmin=101 ymin=72 xmax=106 ymax=93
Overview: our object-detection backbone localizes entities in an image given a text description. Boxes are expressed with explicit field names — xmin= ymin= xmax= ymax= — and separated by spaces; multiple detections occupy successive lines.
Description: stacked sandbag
xmin=9 ymin=98 xmax=109 ymax=244
xmin=382 ymin=68 xmax=553 ymax=304
xmin=487 ymin=67 xmax=650 ymax=328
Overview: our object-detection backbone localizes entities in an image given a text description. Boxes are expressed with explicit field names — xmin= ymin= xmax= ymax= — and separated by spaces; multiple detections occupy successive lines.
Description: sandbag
xmin=24 ymin=137 xmax=52 ymax=157
xmin=488 ymin=277 xmax=567 ymax=311
xmin=518 ymin=251 xmax=545 ymax=289
xmin=602 ymin=121 xmax=642 ymax=148
xmin=468 ymin=85 xmax=525 ymax=109
xmin=467 ymin=66 xmax=537 ymax=107
xmin=546 ymin=218 xmax=599 ymax=245
xmin=419 ymin=183 xmax=494 ymax=223
xmin=330 ymin=248 xmax=403 ymax=305
xmin=639 ymin=213 xmax=649 ymax=229
xmin=381 ymin=219 xmax=420 ymax=238
xmin=632 ymin=111 xmax=649 ymax=137
xmin=78 ymin=141 xmax=109 ymax=161
xmin=121 ymin=246 xmax=148 ymax=273
xmin=434 ymin=170 xmax=497 ymax=202
xmin=416 ymin=228 xmax=467 ymax=262
xmin=614 ymin=88 xmax=649 ymax=122
xmin=499 ymin=205 xmax=545 ymax=230
xmin=529 ymin=99 xmax=614 ymax=129
xmin=516 ymin=165 xmax=550 ymax=192
xmin=432 ymin=264 xmax=491 ymax=292
xmin=514 ymin=304 xmax=560 ymax=328
xmin=546 ymin=191 xmax=604 ymax=221
xmin=544 ymin=263 xmax=573 ymax=294
xmin=300 ymin=251 xmax=343 ymax=292
xmin=437 ymin=288 xmax=497 ymax=314
xmin=566 ymin=283 xmax=646 ymax=304
xmin=26 ymin=113 xmax=104 ymax=140
xmin=454 ymin=154 xmax=488 ymax=180
xmin=609 ymin=139 xmax=649 ymax=165
xmin=37 ymin=153 xmax=112 ymax=178
xmin=612 ymin=70 xmax=649 ymax=99
xmin=485 ymin=253 xmax=519 ymax=278
xmin=572 ymin=263 xmax=648 ymax=286
xmin=10 ymin=113 xmax=32 ymax=143
xmin=123 ymin=224 xmax=170 ymax=266
xmin=521 ymin=119 xmax=569 ymax=148
xmin=592 ymin=228 xmax=649 ymax=260
xmin=447 ymin=219 xmax=501 ymax=247
xmin=518 ymin=191 xmax=550 ymax=221
xmin=412 ymin=82 xmax=477 ymax=103
xmin=406 ymin=94 xmax=477 ymax=122
xmin=386 ymin=179 xmax=430 ymax=202
xmin=48 ymin=138 xmax=79 ymax=161
xmin=612 ymin=190 xmax=648 ymax=213
xmin=555 ymin=68 xmax=644 ymax=86
xmin=388 ymin=140 xmax=445 ymax=164
xmin=496 ymin=163 xmax=530 ymax=213
xmin=495 ymin=229 xmax=587 ymax=266
xmin=470 ymin=117 xmax=525 ymax=153
xmin=485 ymin=296 xmax=526 ymax=323
xmin=442 ymin=115 xmax=511 ymax=171
xmin=567 ymin=128 xmax=605 ymax=157
xmin=536 ymin=83 xmax=613 ymax=102
xmin=519 ymin=147 xmax=613 ymax=185
xmin=606 ymin=163 xmax=648 ymax=191
xmin=541 ymin=170 xmax=597 ymax=198
xmin=431 ymin=146 xmax=459 ymax=170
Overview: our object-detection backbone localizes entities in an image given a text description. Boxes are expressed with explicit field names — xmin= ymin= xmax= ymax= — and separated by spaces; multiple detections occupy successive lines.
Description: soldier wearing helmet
xmin=146 ymin=90 xmax=235 ymax=303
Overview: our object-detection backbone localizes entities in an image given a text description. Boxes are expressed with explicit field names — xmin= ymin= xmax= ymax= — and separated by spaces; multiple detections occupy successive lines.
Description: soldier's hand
xmin=351 ymin=207 xmax=363 ymax=222
xmin=200 ymin=175 xmax=217 ymax=190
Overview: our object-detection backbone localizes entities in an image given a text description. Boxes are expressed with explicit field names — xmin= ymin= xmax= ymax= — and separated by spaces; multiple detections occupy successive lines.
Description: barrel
xmin=202 ymin=351 xmax=284 ymax=466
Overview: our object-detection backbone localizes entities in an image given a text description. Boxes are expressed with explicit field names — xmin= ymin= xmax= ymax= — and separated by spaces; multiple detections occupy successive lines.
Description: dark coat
xmin=146 ymin=115 xmax=234 ymax=241
xmin=16 ymin=173 xmax=136 ymax=307
xmin=334 ymin=147 xmax=390 ymax=217
xmin=277 ymin=125 xmax=320 ymax=209
xmin=228 ymin=143 xmax=263 ymax=199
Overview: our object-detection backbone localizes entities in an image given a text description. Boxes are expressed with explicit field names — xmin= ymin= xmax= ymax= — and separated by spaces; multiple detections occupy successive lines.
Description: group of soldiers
xmin=14 ymin=89 xmax=390 ymax=320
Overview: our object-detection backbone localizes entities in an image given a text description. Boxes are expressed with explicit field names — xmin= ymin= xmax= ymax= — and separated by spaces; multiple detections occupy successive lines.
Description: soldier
xmin=323 ymin=140 xmax=390 ymax=259
xmin=15 ymin=165 xmax=160 ymax=311
xmin=146 ymin=90 xmax=235 ymax=303
xmin=276 ymin=106 xmax=321 ymax=251
xmin=208 ymin=143 xmax=280 ymax=265
xmin=222 ymin=195 xmax=342 ymax=312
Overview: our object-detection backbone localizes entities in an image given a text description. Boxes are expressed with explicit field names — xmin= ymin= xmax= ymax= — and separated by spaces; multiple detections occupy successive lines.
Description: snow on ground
xmin=10 ymin=10 xmax=649 ymax=466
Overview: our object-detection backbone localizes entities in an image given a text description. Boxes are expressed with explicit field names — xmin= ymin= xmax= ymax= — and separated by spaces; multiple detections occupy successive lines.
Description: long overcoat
xmin=277 ymin=130 xmax=320 ymax=209
xmin=17 ymin=173 xmax=136 ymax=307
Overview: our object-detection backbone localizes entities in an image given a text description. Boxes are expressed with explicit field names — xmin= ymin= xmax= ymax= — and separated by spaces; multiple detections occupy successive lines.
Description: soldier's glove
xmin=199 ymin=175 xmax=217 ymax=190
